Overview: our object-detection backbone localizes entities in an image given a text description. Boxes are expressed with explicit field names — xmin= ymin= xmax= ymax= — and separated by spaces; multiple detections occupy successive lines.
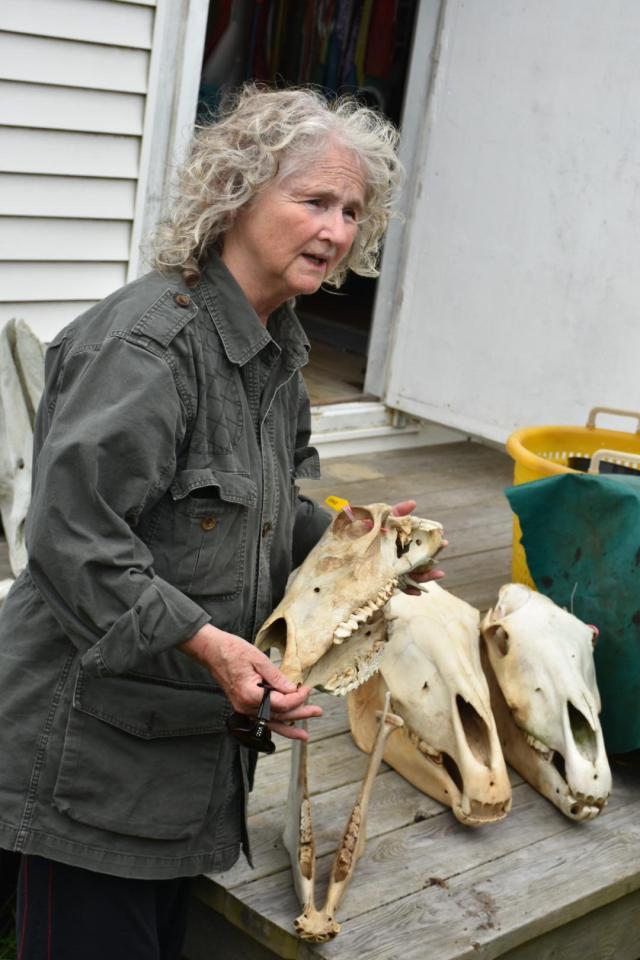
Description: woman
xmin=0 ymin=85 xmax=405 ymax=958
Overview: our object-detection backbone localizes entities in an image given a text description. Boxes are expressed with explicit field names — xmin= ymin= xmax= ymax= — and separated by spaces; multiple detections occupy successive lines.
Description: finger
xmin=404 ymin=586 xmax=422 ymax=596
xmin=269 ymin=686 xmax=313 ymax=713
xmin=249 ymin=653 xmax=298 ymax=696
xmin=270 ymin=720 xmax=311 ymax=742
xmin=390 ymin=500 xmax=416 ymax=517
xmin=272 ymin=703 xmax=323 ymax=723
xmin=403 ymin=569 xmax=445 ymax=594
xmin=410 ymin=566 xmax=445 ymax=581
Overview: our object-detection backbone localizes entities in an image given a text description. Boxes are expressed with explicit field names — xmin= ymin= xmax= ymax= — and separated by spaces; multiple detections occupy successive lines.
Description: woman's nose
xmin=318 ymin=208 xmax=351 ymax=248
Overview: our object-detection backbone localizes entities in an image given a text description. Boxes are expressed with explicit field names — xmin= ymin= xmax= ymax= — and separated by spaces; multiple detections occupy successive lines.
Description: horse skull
xmin=348 ymin=583 xmax=512 ymax=826
xmin=481 ymin=583 xmax=611 ymax=820
xmin=256 ymin=503 xmax=443 ymax=688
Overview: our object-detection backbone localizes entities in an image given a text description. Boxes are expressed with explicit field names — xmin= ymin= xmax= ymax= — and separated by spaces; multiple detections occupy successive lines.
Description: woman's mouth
xmin=302 ymin=253 xmax=328 ymax=269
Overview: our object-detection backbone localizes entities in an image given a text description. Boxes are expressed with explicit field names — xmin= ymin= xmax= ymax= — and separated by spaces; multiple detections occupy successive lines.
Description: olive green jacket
xmin=0 ymin=252 xmax=329 ymax=879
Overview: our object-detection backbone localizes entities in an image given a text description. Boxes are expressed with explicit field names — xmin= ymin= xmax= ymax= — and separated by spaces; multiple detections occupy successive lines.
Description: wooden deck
xmin=183 ymin=441 xmax=640 ymax=960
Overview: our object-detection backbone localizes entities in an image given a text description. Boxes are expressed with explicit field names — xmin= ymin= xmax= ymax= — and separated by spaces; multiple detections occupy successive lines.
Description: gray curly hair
xmin=151 ymin=83 xmax=402 ymax=288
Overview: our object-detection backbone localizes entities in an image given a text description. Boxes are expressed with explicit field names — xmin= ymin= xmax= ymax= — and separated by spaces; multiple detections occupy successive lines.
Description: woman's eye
xmin=343 ymin=208 xmax=357 ymax=222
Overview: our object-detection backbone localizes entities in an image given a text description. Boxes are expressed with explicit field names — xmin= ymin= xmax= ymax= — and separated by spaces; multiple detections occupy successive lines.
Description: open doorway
xmin=197 ymin=0 xmax=418 ymax=405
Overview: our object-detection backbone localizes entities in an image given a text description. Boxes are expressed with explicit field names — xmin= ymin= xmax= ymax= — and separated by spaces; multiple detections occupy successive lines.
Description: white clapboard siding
xmin=0 ymin=128 xmax=140 ymax=179
xmin=0 ymin=32 xmax=149 ymax=94
xmin=0 ymin=175 xmax=136 ymax=220
xmin=0 ymin=301 xmax=97 ymax=341
xmin=0 ymin=262 xmax=127 ymax=301
xmin=0 ymin=0 xmax=207 ymax=344
xmin=0 ymin=219 xmax=131 ymax=262
xmin=0 ymin=82 xmax=145 ymax=136
xmin=0 ymin=0 xmax=154 ymax=50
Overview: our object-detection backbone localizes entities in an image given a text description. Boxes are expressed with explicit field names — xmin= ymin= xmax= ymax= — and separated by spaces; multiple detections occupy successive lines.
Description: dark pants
xmin=16 ymin=855 xmax=190 ymax=960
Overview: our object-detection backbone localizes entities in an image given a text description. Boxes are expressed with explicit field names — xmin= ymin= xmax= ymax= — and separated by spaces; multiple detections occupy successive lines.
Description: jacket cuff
xmin=80 ymin=577 xmax=211 ymax=677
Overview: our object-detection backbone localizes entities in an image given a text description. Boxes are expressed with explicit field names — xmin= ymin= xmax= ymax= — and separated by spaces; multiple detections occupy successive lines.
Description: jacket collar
xmin=199 ymin=251 xmax=310 ymax=369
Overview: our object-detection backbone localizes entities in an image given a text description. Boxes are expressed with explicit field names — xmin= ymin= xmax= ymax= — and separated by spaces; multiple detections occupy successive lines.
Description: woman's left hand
xmin=390 ymin=499 xmax=447 ymax=591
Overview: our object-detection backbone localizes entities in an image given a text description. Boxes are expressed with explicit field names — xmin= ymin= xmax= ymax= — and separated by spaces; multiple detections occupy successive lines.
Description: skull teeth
xmin=332 ymin=578 xmax=398 ymax=645
xmin=322 ymin=641 xmax=387 ymax=695
xmin=524 ymin=732 xmax=554 ymax=760
xmin=407 ymin=727 xmax=442 ymax=762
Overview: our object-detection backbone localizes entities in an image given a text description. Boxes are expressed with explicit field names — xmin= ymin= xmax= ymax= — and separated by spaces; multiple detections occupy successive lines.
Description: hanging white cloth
xmin=0 ymin=318 xmax=45 ymax=593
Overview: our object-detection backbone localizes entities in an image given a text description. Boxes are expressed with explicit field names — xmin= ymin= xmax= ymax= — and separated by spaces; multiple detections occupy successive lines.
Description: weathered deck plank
xmin=311 ymin=772 xmax=640 ymax=960
xmin=233 ymin=766 xmax=640 ymax=950
xmin=186 ymin=441 xmax=640 ymax=960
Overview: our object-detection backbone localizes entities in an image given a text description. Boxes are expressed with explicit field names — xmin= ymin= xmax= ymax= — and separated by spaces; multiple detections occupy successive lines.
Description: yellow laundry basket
xmin=506 ymin=406 xmax=640 ymax=587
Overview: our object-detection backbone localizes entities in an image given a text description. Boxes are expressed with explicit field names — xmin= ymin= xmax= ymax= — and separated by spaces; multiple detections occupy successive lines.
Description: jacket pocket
xmin=151 ymin=468 xmax=257 ymax=600
xmin=52 ymin=672 xmax=232 ymax=840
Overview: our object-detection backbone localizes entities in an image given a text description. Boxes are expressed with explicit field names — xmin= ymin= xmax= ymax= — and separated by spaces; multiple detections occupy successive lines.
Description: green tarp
xmin=506 ymin=473 xmax=640 ymax=753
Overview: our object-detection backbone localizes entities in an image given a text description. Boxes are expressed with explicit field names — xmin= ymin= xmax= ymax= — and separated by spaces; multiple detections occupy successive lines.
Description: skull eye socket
xmin=333 ymin=507 xmax=376 ymax=539
xmin=486 ymin=624 xmax=509 ymax=657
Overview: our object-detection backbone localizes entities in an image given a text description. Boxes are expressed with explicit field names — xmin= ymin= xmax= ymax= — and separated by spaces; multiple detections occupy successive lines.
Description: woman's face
xmin=221 ymin=142 xmax=366 ymax=323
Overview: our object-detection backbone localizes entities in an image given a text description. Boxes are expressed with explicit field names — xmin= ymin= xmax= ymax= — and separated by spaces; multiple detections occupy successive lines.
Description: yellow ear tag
xmin=325 ymin=495 xmax=355 ymax=520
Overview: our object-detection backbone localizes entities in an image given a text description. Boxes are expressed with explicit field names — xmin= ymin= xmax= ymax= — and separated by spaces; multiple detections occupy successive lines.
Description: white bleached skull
xmin=481 ymin=584 xmax=611 ymax=821
xmin=348 ymin=582 xmax=512 ymax=826
xmin=256 ymin=503 xmax=444 ymax=689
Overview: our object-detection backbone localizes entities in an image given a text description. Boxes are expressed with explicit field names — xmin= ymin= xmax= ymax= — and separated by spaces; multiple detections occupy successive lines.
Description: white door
xmin=380 ymin=0 xmax=639 ymax=443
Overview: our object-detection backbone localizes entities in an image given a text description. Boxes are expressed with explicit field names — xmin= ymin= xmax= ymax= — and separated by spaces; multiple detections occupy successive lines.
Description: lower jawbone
xmin=348 ymin=674 xmax=512 ymax=827
xmin=482 ymin=655 xmax=609 ymax=821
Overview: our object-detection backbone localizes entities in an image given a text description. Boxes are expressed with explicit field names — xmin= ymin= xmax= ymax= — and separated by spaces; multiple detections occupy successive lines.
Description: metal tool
xmin=226 ymin=681 xmax=276 ymax=754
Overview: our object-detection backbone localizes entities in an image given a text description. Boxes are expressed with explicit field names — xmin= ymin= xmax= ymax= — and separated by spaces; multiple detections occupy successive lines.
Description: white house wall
xmin=0 ymin=0 xmax=154 ymax=341
xmin=385 ymin=0 xmax=638 ymax=443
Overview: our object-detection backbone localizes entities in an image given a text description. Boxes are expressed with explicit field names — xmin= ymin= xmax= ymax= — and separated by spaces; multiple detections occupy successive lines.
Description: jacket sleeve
xmin=291 ymin=373 xmax=331 ymax=568
xmin=26 ymin=334 xmax=210 ymax=677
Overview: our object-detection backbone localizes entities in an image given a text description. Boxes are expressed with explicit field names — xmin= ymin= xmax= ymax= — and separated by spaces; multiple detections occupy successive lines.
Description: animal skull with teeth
xmin=256 ymin=502 xmax=442 ymax=941
xmin=481 ymin=584 xmax=612 ymax=821
xmin=348 ymin=582 xmax=512 ymax=826
xmin=256 ymin=503 xmax=444 ymax=688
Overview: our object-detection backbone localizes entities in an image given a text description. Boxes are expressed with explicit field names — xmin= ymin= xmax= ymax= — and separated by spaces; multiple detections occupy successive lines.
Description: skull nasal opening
xmin=567 ymin=701 xmax=598 ymax=763
xmin=259 ymin=617 xmax=288 ymax=655
xmin=456 ymin=695 xmax=492 ymax=767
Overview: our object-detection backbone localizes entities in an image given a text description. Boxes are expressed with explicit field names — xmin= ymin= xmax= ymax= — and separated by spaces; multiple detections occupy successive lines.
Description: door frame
xmin=128 ymin=0 xmax=210 ymax=280
xmin=365 ymin=0 xmax=446 ymax=399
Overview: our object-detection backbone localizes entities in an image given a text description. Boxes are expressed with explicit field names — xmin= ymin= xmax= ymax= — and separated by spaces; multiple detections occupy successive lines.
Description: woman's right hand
xmin=180 ymin=624 xmax=322 ymax=741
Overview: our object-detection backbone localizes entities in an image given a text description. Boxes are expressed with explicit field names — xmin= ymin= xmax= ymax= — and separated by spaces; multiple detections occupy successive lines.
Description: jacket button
xmin=200 ymin=516 xmax=217 ymax=532
xmin=175 ymin=293 xmax=191 ymax=307
xmin=262 ymin=521 xmax=273 ymax=537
